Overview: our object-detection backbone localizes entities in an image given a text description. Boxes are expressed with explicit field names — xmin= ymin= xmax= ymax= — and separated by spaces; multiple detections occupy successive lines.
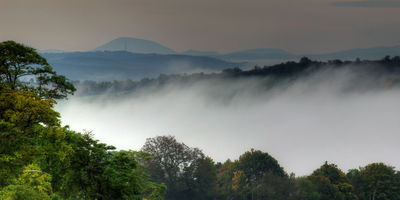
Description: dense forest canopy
xmin=1 ymin=41 xmax=400 ymax=200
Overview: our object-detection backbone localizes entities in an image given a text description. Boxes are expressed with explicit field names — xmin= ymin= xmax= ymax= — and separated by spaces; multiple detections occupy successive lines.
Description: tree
xmin=0 ymin=89 xmax=67 ymax=186
xmin=234 ymin=149 xmax=287 ymax=200
xmin=311 ymin=162 xmax=348 ymax=185
xmin=0 ymin=164 xmax=53 ymax=200
xmin=0 ymin=40 xmax=75 ymax=99
xmin=102 ymin=151 xmax=142 ymax=200
xmin=55 ymin=132 xmax=166 ymax=200
xmin=309 ymin=162 xmax=357 ymax=200
xmin=358 ymin=163 xmax=400 ymax=200
xmin=307 ymin=175 xmax=344 ymax=200
xmin=57 ymin=131 xmax=116 ymax=199
xmin=0 ymin=43 xmax=164 ymax=199
xmin=296 ymin=177 xmax=321 ymax=200
xmin=216 ymin=159 xmax=235 ymax=200
xmin=193 ymin=157 xmax=218 ymax=200
xmin=231 ymin=170 xmax=250 ymax=200
xmin=253 ymin=172 xmax=298 ymax=200
xmin=141 ymin=135 xmax=203 ymax=199
xmin=237 ymin=149 xmax=287 ymax=184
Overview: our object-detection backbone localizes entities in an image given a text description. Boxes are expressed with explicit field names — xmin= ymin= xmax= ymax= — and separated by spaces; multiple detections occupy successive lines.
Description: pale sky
xmin=1 ymin=0 xmax=400 ymax=54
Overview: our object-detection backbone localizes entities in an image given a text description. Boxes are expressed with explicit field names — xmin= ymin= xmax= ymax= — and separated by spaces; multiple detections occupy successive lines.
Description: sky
xmin=1 ymin=0 xmax=400 ymax=54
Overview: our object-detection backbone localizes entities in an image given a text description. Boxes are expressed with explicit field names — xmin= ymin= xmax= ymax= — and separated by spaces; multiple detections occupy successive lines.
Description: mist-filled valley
xmin=4 ymin=0 xmax=400 ymax=198
xmin=2 ymin=39 xmax=400 ymax=199
xmin=56 ymin=57 xmax=400 ymax=176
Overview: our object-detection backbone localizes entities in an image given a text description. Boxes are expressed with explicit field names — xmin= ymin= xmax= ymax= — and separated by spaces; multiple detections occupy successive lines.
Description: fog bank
xmin=56 ymin=67 xmax=400 ymax=175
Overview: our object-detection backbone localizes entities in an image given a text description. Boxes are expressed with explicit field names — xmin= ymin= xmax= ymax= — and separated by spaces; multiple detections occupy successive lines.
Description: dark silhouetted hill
xmin=93 ymin=37 xmax=176 ymax=54
xmin=42 ymin=51 xmax=245 ymax=81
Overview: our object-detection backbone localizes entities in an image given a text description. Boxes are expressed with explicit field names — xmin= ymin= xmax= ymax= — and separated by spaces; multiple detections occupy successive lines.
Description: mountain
xmin=93 ymin=37 xmax=176 ymax=54
xmin=182 ymin=48 xmax=295 ymax=60
xmin=182 ymin=49 xmax=220 ymax=57
xmin=42 ymin=51 xmax=245 ymax=81
xmin=308 ymin=45 xmax=400 ymax=60
xmin=38 ymin=49 xmax=66 ymax=53
xmin=181 ymin=46 xmax=400 ymax=61
xmin=220 ymin=48 xmax=295 ymax=60
xmin=91 ymin=37 xmax=400 ymax=61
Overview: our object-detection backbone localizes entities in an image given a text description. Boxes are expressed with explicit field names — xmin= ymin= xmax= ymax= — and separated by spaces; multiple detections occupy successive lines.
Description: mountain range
xmin=43 ymin=37 xmax=400 ymax=61
xmin=39 ymin=37 xmax=400 ymax=81
xmin=41 ymin=51 xmax=245 ymax=81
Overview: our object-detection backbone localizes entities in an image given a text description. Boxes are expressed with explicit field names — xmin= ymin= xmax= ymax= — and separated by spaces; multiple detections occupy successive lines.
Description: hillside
xmin=42 ymin=51 xmax=245 ymax=81
xmin=93 ymin=37 xmax=176 ymax=54
xmin=74 ymin=56 xmax=400 ymax=96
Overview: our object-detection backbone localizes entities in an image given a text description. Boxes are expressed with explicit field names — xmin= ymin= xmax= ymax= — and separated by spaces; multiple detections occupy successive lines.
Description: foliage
xmin=309 ymin=162 xmax=357 ymax=200
xmin=141 ymin=135 xmax=204 ymax=200
xmin=193 ymin=157 xmax=218 ymax=200
xmin=0 ymin=89 xmax=69 ymax=186
xmin=296 ymin=177 xmax=321 ymax=200
xmin=0 ymin=164 xmax=53 ymax=200
xmin=253 ymin=172 xmax=298 ymax=200
xmin=355 ymin=163 xmax=400 ymax=200
xmin=237 ymin=149 xmax=287 ymax=183
xmin=0 ymin=40 xmax=75 ymax=99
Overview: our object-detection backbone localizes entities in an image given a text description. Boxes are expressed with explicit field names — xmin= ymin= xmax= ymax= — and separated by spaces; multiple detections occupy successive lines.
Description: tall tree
xmin=0 ymin=90 xmax=68 ymax=186
xmin=141 ymin=135 xmax=203 ymax=199
xmin=237 ymin=149 xmax=287 ymax=184
xmin=357 ymin=163 xmax=400 ymax=200
xmin=0 ymin=40 xmax=75 ymax=99
xmin=309 ymin=162 xmax=357 ymax=200
xmin=193 ymin=157 xmax=218 ymax=200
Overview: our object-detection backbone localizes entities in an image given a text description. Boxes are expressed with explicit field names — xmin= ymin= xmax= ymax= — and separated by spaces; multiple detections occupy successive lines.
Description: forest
xmin=1 ymin=40 xmax=400 ymax=200
xmin=75 ymin=56 xmax=400 ymax=96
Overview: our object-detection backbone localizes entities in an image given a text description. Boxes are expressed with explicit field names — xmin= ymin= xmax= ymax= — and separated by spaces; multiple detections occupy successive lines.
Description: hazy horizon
xmin=19 ymin=36 xmax=400 ymax=55
xmin=2 ymin=0 xmax=400 ymax=54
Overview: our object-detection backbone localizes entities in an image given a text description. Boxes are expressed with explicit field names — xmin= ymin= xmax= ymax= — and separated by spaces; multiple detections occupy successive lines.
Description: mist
xmin=55 ymin=66 xmax=400 ymax=176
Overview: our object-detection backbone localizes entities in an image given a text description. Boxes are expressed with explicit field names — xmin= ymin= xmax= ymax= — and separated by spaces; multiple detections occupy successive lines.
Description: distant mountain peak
xmin=183 ymin=49 xmax=220 ymax=56
xmin=93 ymin=37 xmax=176 ymax=54
xmin=38 ymin=49 xmax=66 ymax=53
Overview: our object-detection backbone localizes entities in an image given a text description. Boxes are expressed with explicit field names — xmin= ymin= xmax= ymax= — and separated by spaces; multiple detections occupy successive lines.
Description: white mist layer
xmin=56 ymin=69 xmax=400 ymax=176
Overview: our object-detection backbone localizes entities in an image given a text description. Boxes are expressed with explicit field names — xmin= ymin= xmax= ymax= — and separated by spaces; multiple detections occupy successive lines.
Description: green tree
xmin=0 ymin=164 xmax=53 ymax=200
xmin=141 ymin=135 xmax=203 ymax=200
xmin=311 ymin=162 xmax=348 ymax=185
xmin=296 ymin=177 xmax=321 ymax=200
xmin=0 ymin=90 xmax=69 ymax=186
xmin=237 ymin=149 xmax=287 ymax=184
xmin=253 ymin=172 xmax=298 ymax=200
xmin=216 ymin=159 xmax=235 ymax=200
xmin=193 ymin=157 xmax=218 ymax=200
xmin=0 ymin=43 xmax=163 ymax=200
xmin=57 ymin=131 xmax=115 ymax=199
xmin=102 ymin=151 xmax=141 ymax=200
xmin=309 ymin=162 xmax=357 ymax=200
xmin=0 ymin=40 xmax=75 ymax=99
xmin=307 ymin=175 xmax=344 ymax=200
xmin=233 ymin=149 xmax=287 ymax=200
xmin=357 ymin=163 xmax=400 ymax=200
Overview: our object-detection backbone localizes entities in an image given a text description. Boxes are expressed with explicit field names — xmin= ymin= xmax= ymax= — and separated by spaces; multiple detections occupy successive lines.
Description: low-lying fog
xmin=56 ymin=67 xmax=400 ymax=176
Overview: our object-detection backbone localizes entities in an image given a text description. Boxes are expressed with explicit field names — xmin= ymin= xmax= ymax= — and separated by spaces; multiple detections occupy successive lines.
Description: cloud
xmin=332 ymin=0 xmax=400 ymax=8
xmin=55 ymin=66 xmax=400 ymax=176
